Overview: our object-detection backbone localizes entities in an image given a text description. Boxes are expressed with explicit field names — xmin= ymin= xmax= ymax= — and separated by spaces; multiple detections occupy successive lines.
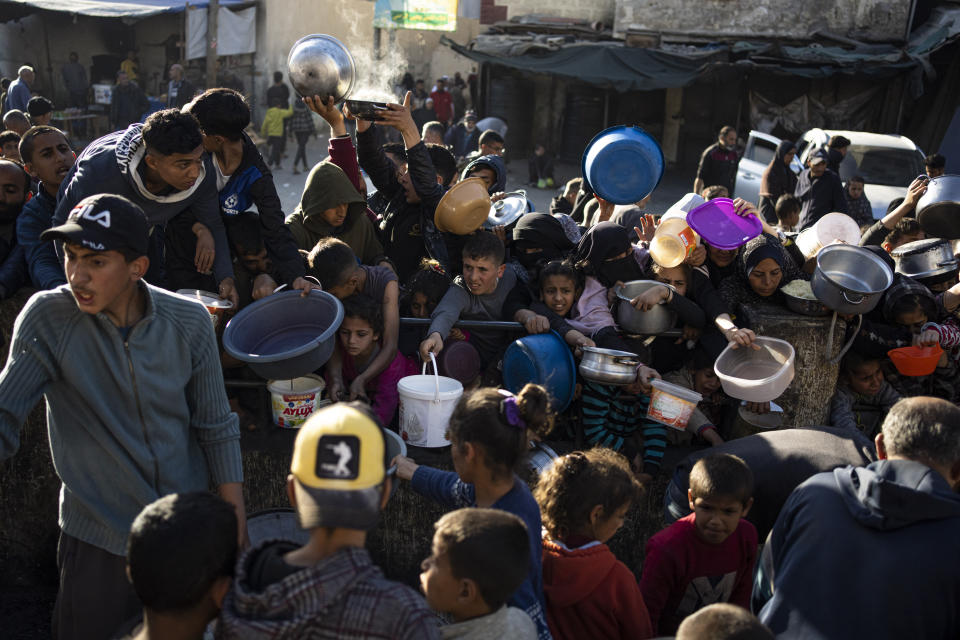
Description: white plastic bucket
xmin=646 ymin=379 xmax=702 ymax=430
xmin=397 ymin=353 xmax=463 ymax=447
xmin=268 ymin=375 xmax=327 ymax=429
xmin=795 ymin=212 xmax=861 ymax=260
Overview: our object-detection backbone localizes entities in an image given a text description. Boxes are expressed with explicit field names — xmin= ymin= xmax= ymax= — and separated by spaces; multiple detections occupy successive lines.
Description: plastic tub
xmin=714 ymin=337 xmax=795 ymax=403
xmin=795 ymin=212 xmax=861 ymax=260
xmin=222 ymin=290 xmax=343 ymax=380
xmin=268 ymin=375 xmax=327 ymax=429
xmin=502 ymin=331 xmax=576 ymax=412
xmin=581 ymin=125 xmax=665 ymax=205
xmin=686 ymin=197 xmax=762 ymax=251
xmin=646 ymin=379 xmax=702 ymax=430
xmin=888 ymin=345 xmax=942 ymax=376
xmin=397 ymin=354 xmax=463 ymax=448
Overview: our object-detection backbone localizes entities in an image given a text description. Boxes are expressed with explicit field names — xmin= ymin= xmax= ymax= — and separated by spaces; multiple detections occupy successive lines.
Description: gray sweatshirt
xmin=427 ymin=265 xmax=518 ymax=365
xmin=440 ymin=606 xmax=537 ymax=639
xmin=829 ymin=381 xmax=901 ymax=439
xmin=0 ymin=283 xmax=243 ymax=555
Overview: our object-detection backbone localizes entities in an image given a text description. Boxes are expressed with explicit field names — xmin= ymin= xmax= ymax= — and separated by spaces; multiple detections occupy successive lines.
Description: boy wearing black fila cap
xmin=218 ymin=402 xmax=439 ymax=640
xmin=0 ymin=193 xmax=246 ymax=640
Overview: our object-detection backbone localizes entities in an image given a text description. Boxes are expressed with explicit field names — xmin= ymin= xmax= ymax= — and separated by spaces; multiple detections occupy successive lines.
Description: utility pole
xmin=206 ymin=0 xmax=219 ymax=87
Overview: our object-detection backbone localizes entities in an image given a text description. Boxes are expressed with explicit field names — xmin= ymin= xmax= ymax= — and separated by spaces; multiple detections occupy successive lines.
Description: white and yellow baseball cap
xmin=290 ymin=403 xmax=388 ymax=530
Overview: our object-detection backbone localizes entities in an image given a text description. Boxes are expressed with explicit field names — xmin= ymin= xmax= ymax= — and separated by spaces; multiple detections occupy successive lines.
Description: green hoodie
xmin=285 ymin=161 xmax=383 ymax=263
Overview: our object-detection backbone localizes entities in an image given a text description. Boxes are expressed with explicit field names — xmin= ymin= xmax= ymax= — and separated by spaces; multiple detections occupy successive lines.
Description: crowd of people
xmin=0 ymin=54 xmax=958 ymax=640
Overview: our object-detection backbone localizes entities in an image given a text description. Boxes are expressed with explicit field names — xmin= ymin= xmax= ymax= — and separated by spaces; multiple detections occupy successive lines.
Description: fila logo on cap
xmin=315 ymin=435 xmax=360 ymax=480
xmin=71 ymin=203 xmax=112 ymax=229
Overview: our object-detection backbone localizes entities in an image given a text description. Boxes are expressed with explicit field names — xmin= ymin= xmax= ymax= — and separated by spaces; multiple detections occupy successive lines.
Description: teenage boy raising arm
xmin=0 ymin=194 xmax=245 ymax=640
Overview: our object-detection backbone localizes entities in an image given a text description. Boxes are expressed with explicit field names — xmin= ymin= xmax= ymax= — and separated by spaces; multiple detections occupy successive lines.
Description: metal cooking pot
xmin=891 ymin=238 xmax=958 ymax=280
xmin=526 ymin=442 xmax=560 ymax=476
xmin=783 ymin=290 xmax=829 ymax=317
xmin=614 ymin=280 xmax=677 ymax=335
xmin=484 ymin=191 xmax=528 ymax=229
xmin=811 ymin=244 xmax=893 ymax=314
xmin=578 ymin=346 xmax=641 ymax=385
xmin=287 ymin=34 xmax=356 ymax=101
xmin=917 ymin=175 xmax=960 ymax=239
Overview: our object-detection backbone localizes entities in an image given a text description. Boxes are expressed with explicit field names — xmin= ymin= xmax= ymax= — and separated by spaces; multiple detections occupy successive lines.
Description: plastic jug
xmin=650 ymin=217 xmax=699 ymax=268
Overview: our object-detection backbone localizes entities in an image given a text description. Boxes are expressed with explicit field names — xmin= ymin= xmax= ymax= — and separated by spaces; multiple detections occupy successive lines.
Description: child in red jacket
xmin=639 ymin=454 xmax=758 ymax=635
xmin=534 ymin=448 xmax=653 ymax=640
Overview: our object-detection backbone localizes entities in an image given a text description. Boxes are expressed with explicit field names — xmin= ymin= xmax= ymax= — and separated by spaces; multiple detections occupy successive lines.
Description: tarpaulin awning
xmin=441 ymin=37 xmax=712 ymax=91
xmin=0 ymin=0 xmax=251 ymax=20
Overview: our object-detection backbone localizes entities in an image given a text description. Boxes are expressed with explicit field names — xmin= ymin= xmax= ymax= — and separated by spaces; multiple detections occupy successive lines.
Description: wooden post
xmin=206 ymin=0 xmax=219 ymax=87
xmin=663 ymin=86 xmax=683 ymax=165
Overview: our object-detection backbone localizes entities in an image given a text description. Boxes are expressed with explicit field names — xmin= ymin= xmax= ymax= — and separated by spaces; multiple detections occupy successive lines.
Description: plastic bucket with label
xmin=646 ymin=379 xmax=702 ymax=430
xmin=268 ymin=375 xmax=327 ymax=429
xmin=397 ymin=353 xmax=463 ymax=447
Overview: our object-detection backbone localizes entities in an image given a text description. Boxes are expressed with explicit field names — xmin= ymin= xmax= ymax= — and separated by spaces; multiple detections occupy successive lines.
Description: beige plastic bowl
xmin=434 ymin=177 xmax=491 ymax=235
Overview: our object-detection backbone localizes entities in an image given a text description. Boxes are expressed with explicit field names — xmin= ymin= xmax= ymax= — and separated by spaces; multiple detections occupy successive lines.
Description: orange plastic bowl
xmin=887 ymin=345 xmax=943 ymax=377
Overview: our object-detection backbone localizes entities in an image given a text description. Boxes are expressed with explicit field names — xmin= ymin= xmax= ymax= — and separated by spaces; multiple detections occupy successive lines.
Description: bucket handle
xmin=841 ymin=290 xmax=865 ymax=305
xmin=272 ymin=276 xmax=322 ymax=295
xmin=824 ymin=311 xmax=863 ymax=365
xmin=421 ymin=352 xmax=442 ymax=403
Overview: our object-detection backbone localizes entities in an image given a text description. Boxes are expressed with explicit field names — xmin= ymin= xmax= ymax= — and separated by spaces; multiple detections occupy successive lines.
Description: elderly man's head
xmin=878 ymin=397 xmax=960 ymax=490
xmin=18 ymin=65 xmax=35 ymax=85
xmin=168 ymin=64 xmax=184 ymax=81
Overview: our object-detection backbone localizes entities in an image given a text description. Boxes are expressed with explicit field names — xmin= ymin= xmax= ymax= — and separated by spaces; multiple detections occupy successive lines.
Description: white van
xmin=734 ymin=128 xmax=926 ymax=220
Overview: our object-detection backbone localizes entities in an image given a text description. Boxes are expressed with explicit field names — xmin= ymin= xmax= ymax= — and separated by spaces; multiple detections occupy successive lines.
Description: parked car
xmin=734 ymin=128 xmax=926 ymax=220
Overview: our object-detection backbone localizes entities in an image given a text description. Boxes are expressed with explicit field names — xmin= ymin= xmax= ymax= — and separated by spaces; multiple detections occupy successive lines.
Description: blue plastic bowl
xmin=223 ymin=290 xmax=344 ymax=380
xmin=581 ymin=125 xmax=665 ymax=205
xmin=502 ymin=331 xmax=576 ymax=412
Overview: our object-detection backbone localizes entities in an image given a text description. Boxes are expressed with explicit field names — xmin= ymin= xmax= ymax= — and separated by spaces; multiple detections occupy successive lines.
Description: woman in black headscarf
xmin=511 ymin=213 xmax=575 ymax=272
xmin=759 ymin=140 xmax=798 ymax=224
xmin=718 ymin=233 xmax=803 ymax=317
xmin=575 ymin=221 xmax=647 ymax=287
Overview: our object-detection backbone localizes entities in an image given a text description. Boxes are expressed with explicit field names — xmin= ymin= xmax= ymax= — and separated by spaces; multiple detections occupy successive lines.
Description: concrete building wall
xmin=614 ymin=0 xmax=912 ymax=42
xmin=256 ymin=1 xmax=480 ymax=109
xmin=493 ymin=0 xmax=617 ymax=25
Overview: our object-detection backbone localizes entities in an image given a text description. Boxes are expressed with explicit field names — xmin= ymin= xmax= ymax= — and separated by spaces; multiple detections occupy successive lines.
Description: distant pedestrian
xmin=165 ymin=63 xmax=196 ymax=109
xmin=261 ymin=98 xmax=292 ymax=169
xmin=795 ymin=150 xmax=847 ymax=230
xmin=694 ymin=126 xmax=740 ymax=196
xmin=289 ymin=98 xmax=316 ymax=174
xmin=120 ymin=50 xmax=139 ymax=83
xmin=110 ymin=70 xmax=149 ymax=130
xmin=825 ymin=134 xmax=851 ymax=175
xmin=61 ymin=52 xmax=89 ymax=109
xmin=430 ymin=78 xmax=453 ymax=126
xmin=4 ymin=65 xmax=34 ymax=113
xmin=844 ymin=175 xmax=873 ymax=226
xmin=758 ymin=140 xmax=798 ymax=224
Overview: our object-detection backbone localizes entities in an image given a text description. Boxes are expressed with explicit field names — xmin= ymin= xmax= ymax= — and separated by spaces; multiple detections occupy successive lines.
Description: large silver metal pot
xmin=811 ymin=244 xmax=893 ymax=314
xmin=287 ymin=34 xmax=356 ymax=101
xmin=917 ymin=174 xmax=960 ymax=239
xmin=578 ymin=347 xmax=641 ymax=385
xmin=891 ymin=238 xmax=958 ymax=280
xmin=614 ymin=280 xmax=677 ymax=335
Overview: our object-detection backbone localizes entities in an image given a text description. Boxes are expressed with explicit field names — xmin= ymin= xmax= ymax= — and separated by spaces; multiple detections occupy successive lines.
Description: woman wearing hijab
xmin=759 ymin=141 xmax=798 ymax=224
xmin=718 ymin=233 xmax=802 ymax=317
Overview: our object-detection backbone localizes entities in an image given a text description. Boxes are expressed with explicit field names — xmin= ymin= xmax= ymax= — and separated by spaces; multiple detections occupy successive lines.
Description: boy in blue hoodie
xmin=52 ymin=108 xmax=239 ymax=305
xmin=759 ymin=397 xmax=960 ymax=639
xmin=0 ymin=193 xmax=245 ymax=640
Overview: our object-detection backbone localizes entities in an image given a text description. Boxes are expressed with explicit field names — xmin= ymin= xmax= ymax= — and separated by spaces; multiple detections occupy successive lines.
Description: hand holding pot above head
xmin=905 ymin=176 xmax=929 ymax=207
xmin=303 ymin=94 xmax=346 ymax=136
xmin=378 ymin=91 xmax=420 ymax=146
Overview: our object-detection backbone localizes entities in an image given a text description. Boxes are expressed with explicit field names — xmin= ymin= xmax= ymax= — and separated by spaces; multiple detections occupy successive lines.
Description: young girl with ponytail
xmin=534 ymin=448 xmax=652 ymax=640
xmin=394 ymin=383 xmax=554 ymax=639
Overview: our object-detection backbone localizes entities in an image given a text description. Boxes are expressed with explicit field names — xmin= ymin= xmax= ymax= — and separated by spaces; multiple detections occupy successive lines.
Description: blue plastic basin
xmin=582 ymin=125 xmax=665 ymax=205
xmin=502 ymin=331 xmax=576 ymax=412
xmin=223 ymin=290 xmax=344 ymax=379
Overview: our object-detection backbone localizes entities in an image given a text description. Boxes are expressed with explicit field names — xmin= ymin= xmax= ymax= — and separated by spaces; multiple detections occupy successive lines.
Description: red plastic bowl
xmin=887 ymin=345 xmax=943 ymax=377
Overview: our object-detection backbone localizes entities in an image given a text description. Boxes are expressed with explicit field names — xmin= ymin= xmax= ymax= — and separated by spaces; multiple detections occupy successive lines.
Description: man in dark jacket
xmin=444 ymin=111 xmax=480 ymax=160
xmin=694 ymin=126 xmax=740 ymax=196
xmin=795 ymin=150 xmax=847 ymax=230
xmin=165 ymin=64 xmax=197 ymax=109
xmin=758 ymin=397 xmax=960 ymax=640
xmin=54 ymin=109 xmax=238 ymax=305
xmin=110 ymin=70 xmax=149 ymax=130
xmin=0 ymin=159 xmax=30 ymax=299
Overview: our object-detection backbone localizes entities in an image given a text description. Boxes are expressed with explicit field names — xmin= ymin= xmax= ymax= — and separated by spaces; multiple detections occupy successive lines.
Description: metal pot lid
xmin=891 ymin=238 xmax=952 ymax=257
xmin=176 ymin=289 xmax=234 ymax=309
xmin=287 ymin=34 xmax=356 ymax=101
xmin=484 ymin=192 xmax=528 ymax=228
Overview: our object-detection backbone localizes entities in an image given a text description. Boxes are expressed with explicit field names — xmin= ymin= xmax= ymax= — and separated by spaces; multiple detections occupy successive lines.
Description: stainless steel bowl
xmin=287 ymin=34 xmax=356 ymax=101
xmin=614 ymin=280 xmax=677 ymax=335
xmin=578 ymin=346 xmax=641 ymax=385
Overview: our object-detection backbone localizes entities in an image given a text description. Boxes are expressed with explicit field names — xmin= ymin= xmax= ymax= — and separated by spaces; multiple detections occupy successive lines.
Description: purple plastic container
xmin=686 ymin=197 xmax=763 ymax=250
